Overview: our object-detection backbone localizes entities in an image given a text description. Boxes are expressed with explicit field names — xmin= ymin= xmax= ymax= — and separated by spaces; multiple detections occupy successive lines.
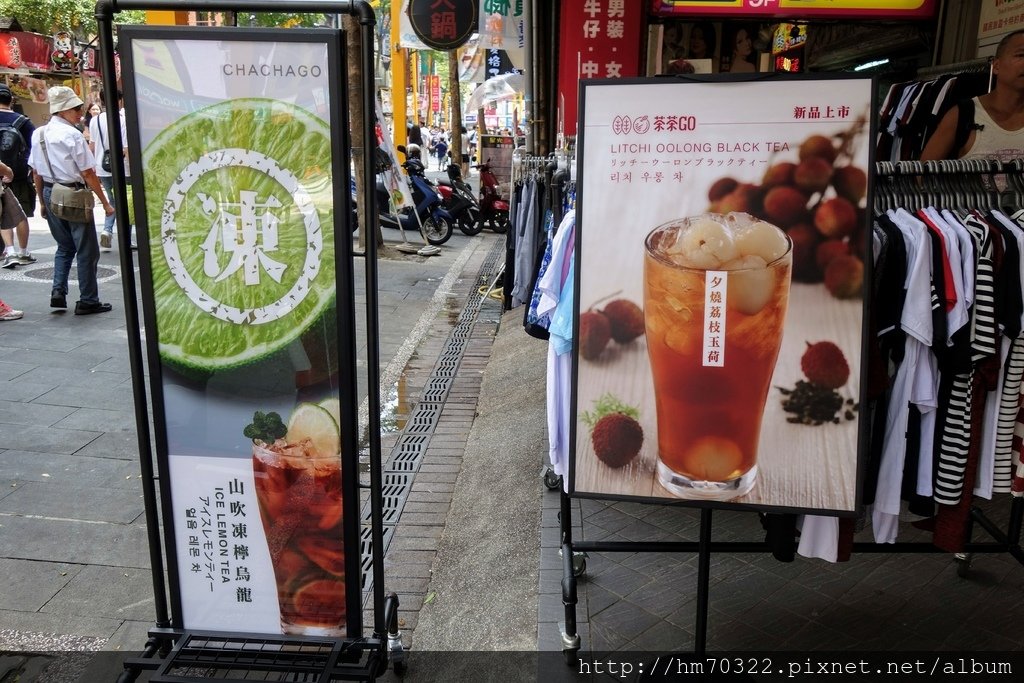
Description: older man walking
xmin=29 ymin=86 xmax=115 ymax=314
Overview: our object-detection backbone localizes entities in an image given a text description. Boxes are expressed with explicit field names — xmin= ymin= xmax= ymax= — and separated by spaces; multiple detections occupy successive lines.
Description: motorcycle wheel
xmin=458 ymin=214 xmax=484 ymax=236
xmin=423 ymin=215 xmax=453 ymax=246
xmin=487 ymin=211 xmax=510 ymax=234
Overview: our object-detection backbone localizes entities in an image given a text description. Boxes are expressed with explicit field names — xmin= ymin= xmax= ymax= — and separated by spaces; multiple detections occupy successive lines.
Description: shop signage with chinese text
xmin=557 ymin=0 xmax=644 ymax=137
xmin=652 ymin=0 xmax=936 ymax=20
xmin=408 ymin=0 xmax=478 ymax=51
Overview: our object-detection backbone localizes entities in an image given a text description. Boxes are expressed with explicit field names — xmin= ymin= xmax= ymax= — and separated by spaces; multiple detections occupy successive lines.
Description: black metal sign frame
xmin=96 ymin=1 xmax=398 ymax=680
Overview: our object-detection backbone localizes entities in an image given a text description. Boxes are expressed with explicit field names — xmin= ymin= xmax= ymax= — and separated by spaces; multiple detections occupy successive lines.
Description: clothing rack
xmin=554 ymin=158 xmax=1024 ymax=662
xmin=877 ymin=64 xmax=993 ymax=162
xmin=917 ymin=57 xmax=993 ymax=87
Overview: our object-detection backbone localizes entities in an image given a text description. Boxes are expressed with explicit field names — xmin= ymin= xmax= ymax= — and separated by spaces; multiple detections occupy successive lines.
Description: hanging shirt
xmin=873 ymin=209 xmax=936 ymax=543
xmin=539 ymin=212 xmax=576 ymax=483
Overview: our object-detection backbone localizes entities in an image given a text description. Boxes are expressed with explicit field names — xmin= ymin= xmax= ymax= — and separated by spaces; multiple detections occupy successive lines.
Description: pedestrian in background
xmin=0 ymin=83 xmax=36 ymax=268
xmin=922 ymin=29 xmax=1024 ymax=161
xmin=89 ymin=91 xmax=116 ymax=251
xmin=28 ymin=86 xmax=115 ymax=315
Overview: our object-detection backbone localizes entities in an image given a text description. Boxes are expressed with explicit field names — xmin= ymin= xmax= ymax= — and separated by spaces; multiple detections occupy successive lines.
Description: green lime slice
xmin=143 ymin=98 xmax=336 ymax=371
xmin=287 ymin=402 xmax=340 ymax=457
xmin=318 ymin=397 xmax=341 ymax=427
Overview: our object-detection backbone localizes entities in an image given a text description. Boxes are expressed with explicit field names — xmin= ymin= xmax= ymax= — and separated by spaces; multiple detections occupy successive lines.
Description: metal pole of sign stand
xmin=96 ymin=1 xmax=403 ymax=680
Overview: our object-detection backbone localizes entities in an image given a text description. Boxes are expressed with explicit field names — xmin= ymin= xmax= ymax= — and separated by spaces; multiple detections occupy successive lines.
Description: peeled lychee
xmin=579 ymin=310 xmax=611 ymax=360
xmin=592 ymin=412 xmax=644 ymax=468
xmin=800 ymin=341 xmax=850 ymax=389
xmin=824 ymin=254 xmax=864 ymax=299
xmin=680 ymin=218 xmax=739 ymax=269
xmin=735 ymin=220 xmax=790 ymax=262
xmin=723 ymin=255 xmax=775 ymax=315
xmin=603 ymin=299 xmax=645 ymax=344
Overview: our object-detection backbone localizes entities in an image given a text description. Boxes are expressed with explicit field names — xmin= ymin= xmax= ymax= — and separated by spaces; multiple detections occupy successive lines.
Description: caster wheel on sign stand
xmin=543 ymin=468 xmax=561 ymax=490
xmin=572 ymin=553 xmax=587 ymax=578
xmin=955 ymin=552 xmax=973 ymax=578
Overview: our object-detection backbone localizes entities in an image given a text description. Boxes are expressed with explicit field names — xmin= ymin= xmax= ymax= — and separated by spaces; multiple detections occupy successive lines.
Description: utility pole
xmin=448 ymin=49 xmax=462 ymax=172
xmin=390 ymin=0 xmax=406 ymax=148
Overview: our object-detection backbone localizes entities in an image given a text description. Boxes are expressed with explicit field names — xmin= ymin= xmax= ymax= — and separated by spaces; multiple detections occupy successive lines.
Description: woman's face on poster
xmin=734 ymin=29 xmax=752 ymax=58
xmin=690 ymin=28 xmax=707 ymax=58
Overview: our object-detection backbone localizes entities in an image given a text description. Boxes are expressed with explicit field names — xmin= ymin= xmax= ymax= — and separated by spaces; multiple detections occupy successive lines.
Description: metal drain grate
xmin=358 ymin=524 xmax=395 ymax=591
xmin=361 ymin=239 xmax=506 ymax=595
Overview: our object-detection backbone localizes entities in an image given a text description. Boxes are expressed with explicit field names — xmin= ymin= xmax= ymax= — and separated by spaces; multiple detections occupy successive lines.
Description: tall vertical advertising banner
xmin=121 ymin=28 xmax=361 ymax=637
xmin=573 ymin=77 xmax=873 ymax=515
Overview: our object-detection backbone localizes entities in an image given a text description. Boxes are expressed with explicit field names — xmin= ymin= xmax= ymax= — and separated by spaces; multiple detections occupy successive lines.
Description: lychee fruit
xmin=579 ymin=310 xmax=611 ymax=360
xmin=794 ymin=156 xmax=834 ymax=194
xmin=763 ymin=186 xmax=808 ymax=226
xmin=815 ymin=239 xmax=849 ymax=272
xmin=833 ymin=165 xmax=867 ymax=203
xmin=799 ymin=134 xmax=838 ymax=163
xmin=824 ymin=254 xmax=864 ymax=299
xmin=602 ymin=299 xmax=645 ymax=344
xmin=800 ymin=341 xmax=850 ymax=389
xmin=708 ymin=177 xmax=739 ymax=203
xmin=762 ymin=162 xmax=796 ymax=188
xmin=814 ymin=197 xmax=858 ymax=238
xmin=787 ymin=223 xmax=823 ymax=283
xmin=592 ymin=412 xmax=644 ymax=468
xmin=717 ymin=183 xmax=762 ymax=215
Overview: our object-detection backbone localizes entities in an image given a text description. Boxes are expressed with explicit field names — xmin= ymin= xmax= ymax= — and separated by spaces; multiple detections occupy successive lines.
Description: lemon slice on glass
xmin=287 ymin=403 xmax=340 ymax=457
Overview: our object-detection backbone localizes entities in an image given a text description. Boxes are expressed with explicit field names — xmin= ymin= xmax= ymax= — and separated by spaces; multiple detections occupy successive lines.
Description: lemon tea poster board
xmin=120 ymin=27 xmax=362 ymax=637
xmin=571 ymin=76 xmax=874 ymax=516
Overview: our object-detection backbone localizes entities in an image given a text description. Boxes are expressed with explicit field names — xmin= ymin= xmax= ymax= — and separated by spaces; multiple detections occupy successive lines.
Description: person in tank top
xmin=922 ymin=30 xmax=1024 ymax=161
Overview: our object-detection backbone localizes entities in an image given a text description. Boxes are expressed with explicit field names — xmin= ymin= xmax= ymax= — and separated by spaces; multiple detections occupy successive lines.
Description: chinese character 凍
xmin=199 ymin=190 xmax=286 ymax=286
xmin=232 ymin=523 xmax=247 ymax=538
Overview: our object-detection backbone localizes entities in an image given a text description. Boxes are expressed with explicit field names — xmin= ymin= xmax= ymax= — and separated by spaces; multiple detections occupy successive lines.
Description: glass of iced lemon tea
xmin=643 ymin=212 xmax=792 ymax=500
xmin=252 ymin=403 xmax=345 ymax=635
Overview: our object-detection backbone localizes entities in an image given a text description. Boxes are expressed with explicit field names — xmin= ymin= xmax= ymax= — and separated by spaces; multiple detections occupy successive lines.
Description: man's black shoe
xmin=50 ymin=291 xmax=67 ymax=309
xmin=74 ymin=301 xmax=113 ymax=315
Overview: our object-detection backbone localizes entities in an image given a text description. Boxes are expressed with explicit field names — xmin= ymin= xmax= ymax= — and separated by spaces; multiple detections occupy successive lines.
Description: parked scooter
xmin=436 ymin=163 xmax=482 ymax=236
xmin=376 ymin=145 xmax=453 ymax=246
xmin=475 ymin=160 xmax=510 ymax=234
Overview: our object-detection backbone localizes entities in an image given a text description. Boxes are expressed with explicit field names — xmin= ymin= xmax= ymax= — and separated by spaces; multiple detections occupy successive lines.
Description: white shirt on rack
xmin=873 ymin=208 xmax=936 ymax=544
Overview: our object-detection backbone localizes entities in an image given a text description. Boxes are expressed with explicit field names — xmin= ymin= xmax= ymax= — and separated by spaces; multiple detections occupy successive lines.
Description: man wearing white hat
xmin=28 ymin=86 xmax=115 ymax=315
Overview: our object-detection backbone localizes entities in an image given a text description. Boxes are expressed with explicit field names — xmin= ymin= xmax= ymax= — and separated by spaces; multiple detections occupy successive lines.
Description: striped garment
xmin=934 ymin=211 xmax=997 ymax=505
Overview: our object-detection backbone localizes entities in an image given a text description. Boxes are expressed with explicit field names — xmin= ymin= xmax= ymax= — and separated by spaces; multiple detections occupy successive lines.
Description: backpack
xmin=953 ymin=99 xmax=982 ymax=156
xmin=0 ymin=115 xmax=28 ymax=180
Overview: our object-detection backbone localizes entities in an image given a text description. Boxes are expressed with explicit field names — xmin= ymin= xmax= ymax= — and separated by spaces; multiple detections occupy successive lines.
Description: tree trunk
xmin=448 ymin=50 xmax=462 ymax=176
xmin=344 ymin=14 xmax=382 ymax=250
